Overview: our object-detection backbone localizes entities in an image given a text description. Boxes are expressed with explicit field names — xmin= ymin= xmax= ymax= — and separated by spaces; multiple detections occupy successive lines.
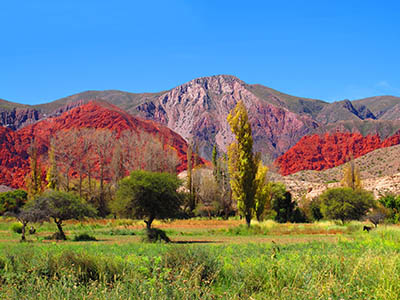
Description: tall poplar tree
xmin=227 ymin=100 xmax=259 ymax=227
xmin=26 ymin=139 xmax=43 ymax=198
xmin=254 ymin=161 xmax=269 ymax=221
xmin=341 ymin=159 xmax=362 ymax=190
xmin=46 ymin=143 xmax=59 ymax=190
xmin=186 ymin=143 xmax=195 ymax=211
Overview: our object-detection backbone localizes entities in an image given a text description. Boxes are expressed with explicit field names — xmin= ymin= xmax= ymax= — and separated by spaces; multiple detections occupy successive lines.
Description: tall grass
xmin=0 ymin=227 xmax=399 ymax=299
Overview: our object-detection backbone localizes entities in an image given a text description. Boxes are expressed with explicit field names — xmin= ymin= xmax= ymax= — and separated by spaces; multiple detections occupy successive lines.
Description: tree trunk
xmin=144 ymin=216 xmax=155 ymax=229
xmin=55 ymin=220 xmax=67 ymax=240
xmin=79 ymin=170 xmax=83 ymax=198
xmin=21 ymin=222 xmax=27 ymax=242
xmin=245 ymin=214 xmax=251 ymax=227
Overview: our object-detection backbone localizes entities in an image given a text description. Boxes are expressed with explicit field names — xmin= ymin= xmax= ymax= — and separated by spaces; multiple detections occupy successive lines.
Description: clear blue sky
xmin=1 ymin=0 xmax=399 ymax=104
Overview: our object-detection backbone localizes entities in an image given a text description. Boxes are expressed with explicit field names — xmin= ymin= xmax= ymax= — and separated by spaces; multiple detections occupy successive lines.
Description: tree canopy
xmin=29 ymin=190 xmax=96 ymax=240
xmin=227 ymin=100 xmax=259 ymax=227
xmin=319 ymin=187 xmax=375 ymax=223
xmin=113 ymin=170 xmax=183 ymax=229
xmin=0 ymin=190 xmax=27 ymax=215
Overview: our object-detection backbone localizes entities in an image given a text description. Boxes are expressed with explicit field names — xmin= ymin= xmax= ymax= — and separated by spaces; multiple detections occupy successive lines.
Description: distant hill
xmin=0 ymin=101 xmax=203 ymax=188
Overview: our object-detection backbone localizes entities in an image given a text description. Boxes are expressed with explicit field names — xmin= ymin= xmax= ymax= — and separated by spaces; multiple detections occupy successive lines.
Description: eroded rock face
xmin=0 ymin=101 xmax=203 ymax=188
xmin=0 ymin=101 xmax=85 ymax=130
xmin=275 ymin=132 xmax=400 ymax=175
xmin=0 ymin=108 xmax=42 ymax=130
xmin=136 ymin=75 xmax=318 ymax=159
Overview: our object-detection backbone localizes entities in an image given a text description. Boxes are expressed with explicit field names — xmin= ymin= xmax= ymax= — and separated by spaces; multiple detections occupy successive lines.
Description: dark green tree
xmin=113 ymin=170 xmax=183 ymax=229
xmin=270 ymin=183 xmax=305 ymax=223
xmin=0 ymin=190 xmax=27 ymax=215
xmin=319 ymin=187 xmax=375 ymax=224
xmin=212 ymin=144 xmax=218 ymax=178
xmin=378 ymin=193 xmax=400 ymax=223
xmin=30 ymin=190 xmax=96 ymax=240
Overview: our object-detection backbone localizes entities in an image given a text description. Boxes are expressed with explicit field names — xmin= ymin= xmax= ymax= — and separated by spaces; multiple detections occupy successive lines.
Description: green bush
xmin=144 ymin=228 xmax=170 ymax=243
xmin=10 ymin=222 xmax=23 ymax=234
xmin=73 ymin=233 xmax=97 ymax=241
xmin=0 ymin=190 xmax=27 ymax=215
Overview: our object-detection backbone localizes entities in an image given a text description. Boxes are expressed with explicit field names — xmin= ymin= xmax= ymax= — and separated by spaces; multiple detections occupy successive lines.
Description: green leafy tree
xmin=6 ymin=203 xmax=48 ymax=241
xmin=112 ymin=170 xmax=183 ymax=229
xmin=227 ymin=100 xmax=259 ymax=227
xmin=0 ymin=190 xmax=27 ymax=215
xmin=270 ymin=183 xmax=305 ymax=223
xmin=378 ymin=193 xmax=400 ymax=223
xmin=30 ymin=190 xmax=96 ymax=240
xmin=319 ymin=187 xmax=375 ymax=224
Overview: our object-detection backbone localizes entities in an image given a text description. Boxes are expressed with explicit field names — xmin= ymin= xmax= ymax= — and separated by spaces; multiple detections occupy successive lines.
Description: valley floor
xmin=0 ymin=219 xmax=399 ymax=299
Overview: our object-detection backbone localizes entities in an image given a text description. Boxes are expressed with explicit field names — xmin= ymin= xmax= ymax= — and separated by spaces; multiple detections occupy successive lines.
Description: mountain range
xmin=1 ymin=74 xmax=400 ymax=179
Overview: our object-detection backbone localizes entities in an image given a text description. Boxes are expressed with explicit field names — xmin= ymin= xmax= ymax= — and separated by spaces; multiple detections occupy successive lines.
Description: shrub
xmin=144 ymin=228 xmax=170 ymax=243
xmin=73 ymin=233 xmax=97 ymax=241
xmin=105 ymin=228 xmax=136 ymax=236
xmin=10 ymin=222 xmax=23 ymax=234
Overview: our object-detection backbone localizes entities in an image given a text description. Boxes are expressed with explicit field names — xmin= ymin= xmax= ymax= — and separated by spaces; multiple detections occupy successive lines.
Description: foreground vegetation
xmin=0 ymin=219 xmax=400 ymax=299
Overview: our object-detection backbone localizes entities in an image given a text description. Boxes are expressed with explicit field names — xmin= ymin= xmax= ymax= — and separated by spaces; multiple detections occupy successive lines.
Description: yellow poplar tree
xmin=227 ymin=100 xmax=259 ymax=227
xmin=341 ymin=159 xmax=362 ymax=190
xmin=26 ymin=140 xmax=43 ymax=198
xmin=46 ymin=143 xmax=59 ymax=190
xmin=254 ymin=161 xmax=269 ymax=221
xmin=186 ymin=143 xmax=195 ymax=211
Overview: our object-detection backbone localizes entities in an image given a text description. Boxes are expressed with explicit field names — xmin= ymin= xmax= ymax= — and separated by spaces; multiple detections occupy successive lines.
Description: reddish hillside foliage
xmin=275 ymin=132 xmax=400 ymax=175
xmin=0 ymin=101 xmax=205 ymax=188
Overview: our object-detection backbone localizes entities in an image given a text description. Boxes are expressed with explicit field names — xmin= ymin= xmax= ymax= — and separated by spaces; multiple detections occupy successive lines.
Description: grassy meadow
xmin=0 ymin=218 xmax=399 ymax=299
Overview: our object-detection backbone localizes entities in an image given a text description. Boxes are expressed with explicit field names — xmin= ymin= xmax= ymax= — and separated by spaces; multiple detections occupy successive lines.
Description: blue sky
xmin=1 ymin=0 xmax=399 ymax=104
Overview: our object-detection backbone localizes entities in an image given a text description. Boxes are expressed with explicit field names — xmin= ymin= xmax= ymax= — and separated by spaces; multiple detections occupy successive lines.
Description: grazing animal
xmin=363 ymin=226 xmax=372 ymax=232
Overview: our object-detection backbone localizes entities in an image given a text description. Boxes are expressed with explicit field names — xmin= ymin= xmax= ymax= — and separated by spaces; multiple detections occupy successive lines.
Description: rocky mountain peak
xmin=135 ymin=75 xmax=317 ymax=160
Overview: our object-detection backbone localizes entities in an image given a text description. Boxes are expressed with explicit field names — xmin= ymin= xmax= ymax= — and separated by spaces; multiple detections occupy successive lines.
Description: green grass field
xmin=0 ymin=219 xmax=399 ymax=299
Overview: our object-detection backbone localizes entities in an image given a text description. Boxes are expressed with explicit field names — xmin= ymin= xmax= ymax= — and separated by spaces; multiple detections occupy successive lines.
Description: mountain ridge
xmin=1 ymin=74 xmax=400 ymax=168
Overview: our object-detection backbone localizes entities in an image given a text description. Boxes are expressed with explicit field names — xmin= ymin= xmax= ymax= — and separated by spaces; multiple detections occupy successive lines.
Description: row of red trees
xmin=27 ymin=129 xmax=181 ymax=216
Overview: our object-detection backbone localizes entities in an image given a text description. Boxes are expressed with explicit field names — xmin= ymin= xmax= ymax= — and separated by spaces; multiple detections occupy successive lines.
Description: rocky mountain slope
xmin=0 ymin=101 xmax=202 ymax=188
xmin=271 ymin=144 xmax=400 ymax=200
xmin=275 ymin=131 xmax=400 ymax=175
xmin=1 ymin=75 xmax=400 ymax=169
